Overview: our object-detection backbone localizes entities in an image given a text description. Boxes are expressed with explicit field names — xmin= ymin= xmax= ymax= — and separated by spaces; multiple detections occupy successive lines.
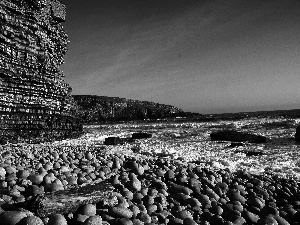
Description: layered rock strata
xmin=0 ymin=0 xmax=82 ymax=143
xmin=73 ymin=95 xmax=186 ymax=123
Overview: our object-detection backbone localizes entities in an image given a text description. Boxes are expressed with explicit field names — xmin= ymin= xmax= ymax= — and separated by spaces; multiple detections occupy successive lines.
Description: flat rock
xmin=210 ymin=130 xmax=267 ymax=143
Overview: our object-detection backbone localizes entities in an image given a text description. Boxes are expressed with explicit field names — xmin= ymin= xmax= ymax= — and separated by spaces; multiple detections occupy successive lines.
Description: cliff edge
xmin=0 ymin=0 xmax=82 ymax=143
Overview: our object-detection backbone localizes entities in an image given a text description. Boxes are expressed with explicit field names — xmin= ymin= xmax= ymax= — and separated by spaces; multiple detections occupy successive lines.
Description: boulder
xmin=210 ymin=130 xmax=267 ymax=143
xmin=104 ymin=137 xmax=124 ymax=145
xmin=132 ymin=133 xmax=152 ymax=139
xmin=295 ymin=126 xmax=300 ymax=142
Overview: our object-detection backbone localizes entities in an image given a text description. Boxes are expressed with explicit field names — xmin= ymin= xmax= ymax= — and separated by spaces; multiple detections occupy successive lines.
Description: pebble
xmin=76 ymin=204 xmax=97 ymax=216
xmin=47 ymin=214 xmax=68 ymax=225
xmin=0 ymin=211 xmax=29 ymax=225
xmin=109 ymin=207 xmax=133 ymax=218
xmin=136 ymin=212 xmax=151 ymax=223
xmin=19 ymin=216 xmax=44 ymax=225
xmin=127 ymin=173 xmax=141 ymax=192
xmin=28 ymin=174 xmax=43 ymax=185
xmin=257 ymin=215 xmax=278 ymax=225
xmin=82 ymin=215 xmax=102 ymax=225
xmin=177 ymin=210 xmax=193 ymax=220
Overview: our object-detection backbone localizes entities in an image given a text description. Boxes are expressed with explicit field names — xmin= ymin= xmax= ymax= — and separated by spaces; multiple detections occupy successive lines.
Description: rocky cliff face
xmin=73 ymin=95 xmax=186 ymax=123
xmin=0 ymin=0 xmax=82 ymax=143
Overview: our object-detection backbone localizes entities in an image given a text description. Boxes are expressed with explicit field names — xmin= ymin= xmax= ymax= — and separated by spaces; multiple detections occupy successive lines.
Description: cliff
xmin=0 ymin=0 xmax=82 ymax=143
xmin=73 ymin=95 xmax=186 ymax=123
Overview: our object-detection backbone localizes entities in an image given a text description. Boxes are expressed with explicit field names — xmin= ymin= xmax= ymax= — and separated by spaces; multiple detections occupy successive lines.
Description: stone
xmin=168 ymin=182 xmax=193 ymax=195
xmin=183 ymin=218 xmax=198 ymax=225
xmin=104 ymin=137 xmax=124 ymax=145
xmin=210 ymin=130 xmax=267 ymax=143
xmin=132 ymin=133 xmax=152 ymax=139
xmin=28 ymin=174 xmax=44 ymax=185
xmin=26 ymin=185 xmax=45 ymax=197
xmin=127 ymin=173 xmax=141 ymax=192
xmin=82 ymin=216 xmax=103 ymax=225
xmin=108 ymin=207 xmax=133 ymax=219
xmin=47 ymin=214 xmax=68 ymax=225
xmin=20 ymin=216 xmax=44 ymax=225
xmin=0 ymin=211 xmax=28 ymax=225
xmin=72 ymin=214 xmax=89 ymax=223
xmin=257 ymin=215 xmax=278 ymax=225
xmin=296 ymin=126 xmax=300 ymax=142
xmin=76 ymin=204 xmax=97 ymax=216
xmin=137 ymin=212 xmax=151 ymax=223
xmin=177 ymin=210 xmax=193 ymax=220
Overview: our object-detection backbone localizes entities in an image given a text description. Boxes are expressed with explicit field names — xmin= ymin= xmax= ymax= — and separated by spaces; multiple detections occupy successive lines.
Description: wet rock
xmin=109 ymin=207 xmax=133 ymax=219
xmin=295 ymin=126 xmax=300 ymax=142
xmin=183 ymin=218 xmax=198 ymax=225
xmin=132 ymin=133 xmax=152 ymax=139
xmin=247 ymin=195 xmax=265 ymax=209
xmin=47 ymin=214 xmax=68 ymax=225
xmin=76 ymin=204 xmax=97 ymax=216
xmin=132 ymin=219 xmax=143 ymax=225
xmin=210 ymin=130 xmax=267 ymax=143
xmin=82 ymin=216 xmax=103 ymax=225
xmin=210 ymin=205 xmax=223 ymax=216
xmin=0 ymin=211 xmax=29 ymax=225
xmin=168 ymin=217 xmax=183 ymax=225
xmin=197 ymin=194 xmax=211 ymax=208
xmin=28 ymin=174 xmax=43 ymax=186
xmin=259 ymin=205 xmax=280 ymax=217
xmin=104 ymin=137 xmax=124 ymax=145
xmin=230 ymin=142 xmax=246 ymax=147
xmin=73 ymin=214 xmax=89 ymax=223
xmin=241 ymin=210 xmax=259 ymax=224
xmin=273 ymin=215 xmax=290 ymax=225
xmin=165 ymin=170 xmax=175 ymax=181
xmin=127 ymin=173 xmax=141 ymax=192
xmin=136 ymin=212 xmax=151 ymax=223
xmin=170 ymin=193 xmax=190 ymax=205
xmin=257 ymin=215 xmax=278 ymax=225
xmin=20 ymin=216 xmax=44 ymax=225
xmin=176 ymin=210 xmax=193 ymax=220
xmin=230 ymin=215 xmax=246 ymax=225
xmin=168 ymin=182 xmax=193 ymax=195
xmin=26 ymin=185 xmax=44 ymax=197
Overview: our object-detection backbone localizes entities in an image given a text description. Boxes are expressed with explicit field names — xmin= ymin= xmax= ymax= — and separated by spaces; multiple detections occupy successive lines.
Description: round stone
xmin=0 ymin=167 xmax=6 ymax=178
xmin=47 ymin=214 xmax=68 ymax=225
xmin=109 ymin=207 xmax=133 ymax=219
xmin=28 ymin=174 xmax=43 ymax=185
xmin=257 ymin=215 xmax=278 ymax=225
xmin=17 ymin=170 xmax=30 ymax=179
xmin=5 ymin=166 xmax=16 ymax=174
xmin=76 ymin=204 xmax=97 ymax=216
xmin=82 ymin=216 xmax=103 ymax=225
xmin=20 ymin=216 xmax=44 ymax=225
xmin=0 ymin=211 xmax=28 ymax=225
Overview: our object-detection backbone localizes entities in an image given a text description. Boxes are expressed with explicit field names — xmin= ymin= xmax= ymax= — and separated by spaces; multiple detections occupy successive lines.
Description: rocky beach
xmin=1 ymin=0 xmax=300 ymax=224
xmin=0 ymin=117 xmax=299 ymax=224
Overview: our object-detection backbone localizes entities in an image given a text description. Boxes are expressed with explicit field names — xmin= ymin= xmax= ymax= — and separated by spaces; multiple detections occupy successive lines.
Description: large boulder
xmin=295 ymin=126 xmax=300 ymax=142
xmin=210 ymin=130 xmax=267 ymax=143
xmin=132 ymin=133 xmax=152 ymax=139
xmin=104 ymin=137 xmax=124 ymax=145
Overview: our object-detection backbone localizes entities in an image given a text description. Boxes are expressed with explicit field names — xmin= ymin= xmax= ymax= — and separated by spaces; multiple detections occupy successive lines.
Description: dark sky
xmin=61 ymin=0 xmax=300 ymax=114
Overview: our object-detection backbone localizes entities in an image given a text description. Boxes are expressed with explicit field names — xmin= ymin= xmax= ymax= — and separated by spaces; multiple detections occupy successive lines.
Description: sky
xmin=61 ymin=0 xmax=300 ymax=114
